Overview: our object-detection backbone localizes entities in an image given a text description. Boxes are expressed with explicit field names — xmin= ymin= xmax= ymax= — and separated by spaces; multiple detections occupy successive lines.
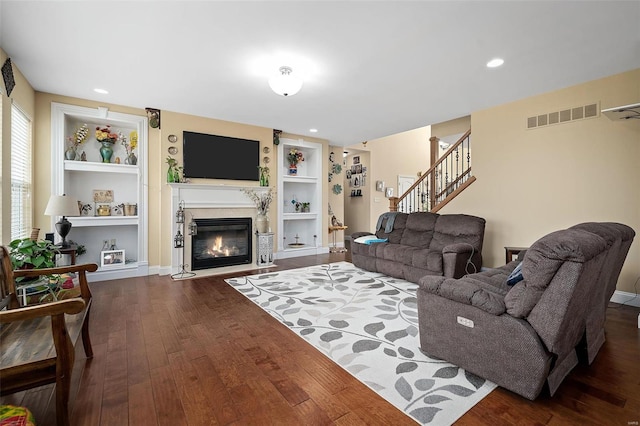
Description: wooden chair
xmin=0 ymin=245 xmax=97 ymax=426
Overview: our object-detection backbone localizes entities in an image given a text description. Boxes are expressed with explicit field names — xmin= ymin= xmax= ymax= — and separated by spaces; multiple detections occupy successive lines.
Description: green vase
xmin=99 ymin=141 xmax=114 ymax=163
xmin=167 ymin=167 xmax=175 ymax=183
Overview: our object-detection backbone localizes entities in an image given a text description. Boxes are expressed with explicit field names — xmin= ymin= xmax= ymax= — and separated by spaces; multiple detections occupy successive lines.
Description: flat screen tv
xmin=183 ymin=131 xmax=260 ymax=181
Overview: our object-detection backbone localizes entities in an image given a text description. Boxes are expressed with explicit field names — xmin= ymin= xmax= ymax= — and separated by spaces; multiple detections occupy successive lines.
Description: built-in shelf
xmin=72 ymin=216 xmax=139 ymax=227
xmin=64 ymin=160 xmax=139 ymax=174
xmin=51 ymin=102 xmax=149 ymax=282
xmin=277 ymin=138 xmax=327 ymax=259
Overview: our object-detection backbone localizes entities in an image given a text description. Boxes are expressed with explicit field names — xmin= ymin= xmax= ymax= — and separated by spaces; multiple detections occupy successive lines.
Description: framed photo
xmin=376 ymin=180 xmax=385 ymax=191
xmin=112 ymin=203 xmax=125 ymax=216
xmin=385 ymin=187 xmax=394 ymax=198
xmin=353 ymin=156 xmax=360 ymax=165
xmin=92 ymin=189 xmax=114 ymax=203
xmin=79 ymin=202 xmax=93 ymax=216
xmin=101 ymin=249 xmax=125 ymax=267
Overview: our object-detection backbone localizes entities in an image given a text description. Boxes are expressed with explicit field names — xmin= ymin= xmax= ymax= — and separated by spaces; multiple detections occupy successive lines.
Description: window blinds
xmin=11 ymin=102 xmax=32 ymax=240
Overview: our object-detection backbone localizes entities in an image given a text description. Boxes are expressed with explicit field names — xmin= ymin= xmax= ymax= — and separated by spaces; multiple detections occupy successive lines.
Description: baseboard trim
xmin=610 ymin=290 xmax=640 ymax=308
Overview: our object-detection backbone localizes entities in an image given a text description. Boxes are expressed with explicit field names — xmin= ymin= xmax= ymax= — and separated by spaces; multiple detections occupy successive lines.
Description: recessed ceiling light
xmin=309 ymin=128 xmax=318 ymax=133
xmin=94 ymin=88 xmax=109 ymax=94
xmin=486 ymin=58 xmax=504 ymax=68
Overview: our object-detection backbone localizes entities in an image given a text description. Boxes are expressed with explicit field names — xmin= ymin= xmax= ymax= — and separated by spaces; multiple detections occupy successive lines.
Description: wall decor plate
xmin=332 ymin=184 xmax=343 ymax=195
xmin=168 ymin=134 xmax=178 ymax=143
xmin=263 ymin=146 xmax=271 ymax=154
xmin=263 ymin=156 xmax=270 ymax=163
xmin=168 ymin=146 xmax=178 ymax=155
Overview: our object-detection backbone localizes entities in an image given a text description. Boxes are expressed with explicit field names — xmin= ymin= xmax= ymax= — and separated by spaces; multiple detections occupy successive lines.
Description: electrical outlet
xmin=456 ymin=316 xmax=474 ymax=328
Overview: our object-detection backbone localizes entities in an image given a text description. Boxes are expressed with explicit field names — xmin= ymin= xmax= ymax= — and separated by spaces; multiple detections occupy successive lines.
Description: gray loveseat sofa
xmin=351 ymin=212 xmax=486 ymax=283
xmin=417 ymin=222 xmax=635 ymax=400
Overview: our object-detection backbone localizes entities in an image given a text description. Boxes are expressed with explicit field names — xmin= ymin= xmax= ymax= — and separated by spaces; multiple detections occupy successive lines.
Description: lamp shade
xmin=44 ymin=194 xmax=79 ymax=217
xmin=268 ymin=66 xmax=303 ymax=97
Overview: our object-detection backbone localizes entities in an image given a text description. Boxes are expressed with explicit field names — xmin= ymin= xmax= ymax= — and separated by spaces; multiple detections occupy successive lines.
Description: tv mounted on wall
xmin=183 ymin=131 xmax=260 ymax=181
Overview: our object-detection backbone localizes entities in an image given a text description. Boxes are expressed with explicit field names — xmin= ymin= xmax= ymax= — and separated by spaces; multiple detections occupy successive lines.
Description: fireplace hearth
xmin=191 ymin=218 xmax=252 ymax=270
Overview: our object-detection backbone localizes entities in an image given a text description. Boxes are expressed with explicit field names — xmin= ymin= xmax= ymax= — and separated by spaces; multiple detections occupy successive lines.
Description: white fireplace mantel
xmin=167 ymin=183 xmax=270 ymax=277
xmin=169 ymin=183 xmax=269 ymax=209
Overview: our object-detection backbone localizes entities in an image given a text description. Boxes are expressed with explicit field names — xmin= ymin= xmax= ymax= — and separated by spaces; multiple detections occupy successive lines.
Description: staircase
xmin=390 ymin=129 xmax=475 ymax=213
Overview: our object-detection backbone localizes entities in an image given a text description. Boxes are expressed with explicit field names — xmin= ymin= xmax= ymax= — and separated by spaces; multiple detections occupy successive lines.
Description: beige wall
xmin=343 ymin=151 xmax=371 ymax=233
xmin=1 ymin=48 xmax=36 ymax=243
xmin=369 ymin=126 xmax=431 ymax=229
xmin=328 ymin=145 xmax=346 ymax=243
xmin=431 ymin=116 xmax=470 ymax=139
xmin=439 ymin=69 xmax=640 ymax=294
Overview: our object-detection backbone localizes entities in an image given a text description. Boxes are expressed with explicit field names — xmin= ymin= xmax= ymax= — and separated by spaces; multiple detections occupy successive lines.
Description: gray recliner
xmin=416 ymin=223 xmax=635 ymax=400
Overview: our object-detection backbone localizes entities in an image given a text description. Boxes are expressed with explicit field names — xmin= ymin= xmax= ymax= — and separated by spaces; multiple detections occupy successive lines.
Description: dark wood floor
xmin=2 ymin=253 xmax=639 ymax=425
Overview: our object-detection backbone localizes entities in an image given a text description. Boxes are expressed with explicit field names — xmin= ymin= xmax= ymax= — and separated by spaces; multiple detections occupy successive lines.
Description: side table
xmin=504 ymin=246 xmax=528 ymax=264
xmin=328 ymin=226 xmax=349 ymax=253
xmin=55 ymin=244 xmax=77 ymax=266
xmin=256 ymin=232 xmax=274 ymax=266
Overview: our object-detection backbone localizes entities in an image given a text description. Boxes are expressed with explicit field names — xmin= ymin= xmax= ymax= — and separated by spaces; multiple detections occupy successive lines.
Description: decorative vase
xmin=167 ymin=167 xmax=176 ymax=183
xmin=288 ymin=164 xmax=297 ymax=175
xmin=125 ymin=152 xmax=137 ymax=165
xmin=173 ymin=168 xmax=181 ymax=183
xmin=99 ymin=141 xmax=114 ymax=163
xmin=65 ymin=146 xmax=77 ymax=160
xmin=256 ymin=213 xmax=269 ymax=234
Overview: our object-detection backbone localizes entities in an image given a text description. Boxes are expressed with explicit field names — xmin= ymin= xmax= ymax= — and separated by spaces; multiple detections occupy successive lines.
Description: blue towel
xmin=376 ymin=212 xmax=400 ymax=233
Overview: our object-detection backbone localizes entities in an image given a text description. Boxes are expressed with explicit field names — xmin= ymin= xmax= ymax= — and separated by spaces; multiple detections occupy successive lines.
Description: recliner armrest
xmin=419 ymin=275 xmax=507 ymax=315
xmin=442 ymin=242 xmax=476 ymax=254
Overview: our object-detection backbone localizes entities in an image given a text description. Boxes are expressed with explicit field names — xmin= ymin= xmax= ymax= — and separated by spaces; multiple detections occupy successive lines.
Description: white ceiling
xmin=1 ymin=1 xmax=639 ymax=146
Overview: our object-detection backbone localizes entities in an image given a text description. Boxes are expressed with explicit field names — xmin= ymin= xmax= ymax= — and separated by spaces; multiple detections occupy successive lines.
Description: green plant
xmin=67 ymin=240 xmax=86 ymax=256
xmin=8 ymin=238 xmax=59 ymax=270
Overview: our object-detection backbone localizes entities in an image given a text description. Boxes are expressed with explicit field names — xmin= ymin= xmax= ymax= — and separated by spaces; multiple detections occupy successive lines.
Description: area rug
xmin=225 ymin=262 xmax=496 ymax=424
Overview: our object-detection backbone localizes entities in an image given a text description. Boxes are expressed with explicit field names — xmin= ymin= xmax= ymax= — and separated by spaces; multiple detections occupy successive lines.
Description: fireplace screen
xmin=191 ymin=218 xmax=252 ymax=270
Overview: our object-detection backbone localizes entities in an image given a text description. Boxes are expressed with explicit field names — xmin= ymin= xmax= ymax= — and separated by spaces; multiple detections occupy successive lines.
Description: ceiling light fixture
xmin=268 ymin=66 xmax=303 ymax=97
xmin=94 ymin=88 xmax=109 ymax=94
xmin=486 ymin=58 xmax=504 ymax=68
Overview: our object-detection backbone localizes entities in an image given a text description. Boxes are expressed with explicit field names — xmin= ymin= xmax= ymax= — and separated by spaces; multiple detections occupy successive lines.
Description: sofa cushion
xmin=400 ymin=212 xmax=438 ymax=248
xmin=419 ymin=267 xmax=510 ymax=315
xmin=353 ymin=235 xmax=388 ymax=245
xmin=430 ymin=214 xmax=486 ymax=251
xmin=375 ymin=213 xmax=408 ymax=244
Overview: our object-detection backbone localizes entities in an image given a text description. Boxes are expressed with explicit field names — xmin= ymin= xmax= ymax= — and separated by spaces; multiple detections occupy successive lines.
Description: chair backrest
xmin=0 ymin=246 xmax=19 ymax=310
xmin=505 ymin=229 xmax=609 ymax=356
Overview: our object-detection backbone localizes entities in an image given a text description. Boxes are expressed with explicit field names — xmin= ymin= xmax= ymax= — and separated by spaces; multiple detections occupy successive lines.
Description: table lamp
xmin=44 ymin=194 xmax=79 ymax=247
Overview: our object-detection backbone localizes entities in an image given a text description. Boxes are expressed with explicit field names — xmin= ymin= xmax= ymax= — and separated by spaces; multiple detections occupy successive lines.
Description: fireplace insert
xmin=191 ymin=218 xmax=252 ymax=270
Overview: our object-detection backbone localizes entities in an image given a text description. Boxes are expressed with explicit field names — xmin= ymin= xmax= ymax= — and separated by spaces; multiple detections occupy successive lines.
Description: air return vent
xmin=527 ymin=102 xmax=599 ymax=129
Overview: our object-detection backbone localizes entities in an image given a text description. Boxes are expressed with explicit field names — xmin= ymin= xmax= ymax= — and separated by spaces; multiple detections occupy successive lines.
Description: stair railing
xmin=390 ymin=129 xmax=474 ymax=213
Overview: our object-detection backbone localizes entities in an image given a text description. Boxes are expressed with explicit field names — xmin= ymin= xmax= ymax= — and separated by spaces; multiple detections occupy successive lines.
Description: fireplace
xmin=191 ymin=218 xmax=252 ymax=270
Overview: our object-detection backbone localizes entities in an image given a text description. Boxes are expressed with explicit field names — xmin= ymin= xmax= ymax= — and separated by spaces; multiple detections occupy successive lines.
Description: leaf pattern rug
xmin=225 ymin=262 xmax=496 ymax=424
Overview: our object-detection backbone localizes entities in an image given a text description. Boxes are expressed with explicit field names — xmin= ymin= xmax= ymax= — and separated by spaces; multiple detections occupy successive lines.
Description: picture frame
xmin=112 ymin=203 xmax=125 ymax=216
xmin=79 ymin=202 xmax=93 ymax=216
xmin=92 ymin=189 xmax=114 ymax=203
xmin=376 ymin=180 xmax=385 ymax=191
xmin=353 ymin=156 xmax=360 ymax=165
xmin=100 ymin=249 xmax=125 ymax=267
xmin=385 ymin=187 xmax=394 ymax=198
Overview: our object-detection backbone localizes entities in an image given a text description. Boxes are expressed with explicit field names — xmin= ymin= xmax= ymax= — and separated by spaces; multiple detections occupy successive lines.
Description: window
xmin=11 ymin=103 xmax=32 ymax=240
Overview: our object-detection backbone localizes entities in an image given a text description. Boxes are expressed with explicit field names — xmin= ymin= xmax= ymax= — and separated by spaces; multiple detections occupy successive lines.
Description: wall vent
xmin=527 ymin=102 xmax=599 ymax=129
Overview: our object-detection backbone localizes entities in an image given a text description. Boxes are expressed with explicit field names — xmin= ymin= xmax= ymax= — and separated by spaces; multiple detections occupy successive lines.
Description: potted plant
xmin=8 ymin=238 xmax=59 ymax=282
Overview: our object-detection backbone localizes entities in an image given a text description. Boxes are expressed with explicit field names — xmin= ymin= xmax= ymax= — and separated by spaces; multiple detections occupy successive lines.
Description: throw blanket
xmin=376 ymin=212 xmax=400 ymax=233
